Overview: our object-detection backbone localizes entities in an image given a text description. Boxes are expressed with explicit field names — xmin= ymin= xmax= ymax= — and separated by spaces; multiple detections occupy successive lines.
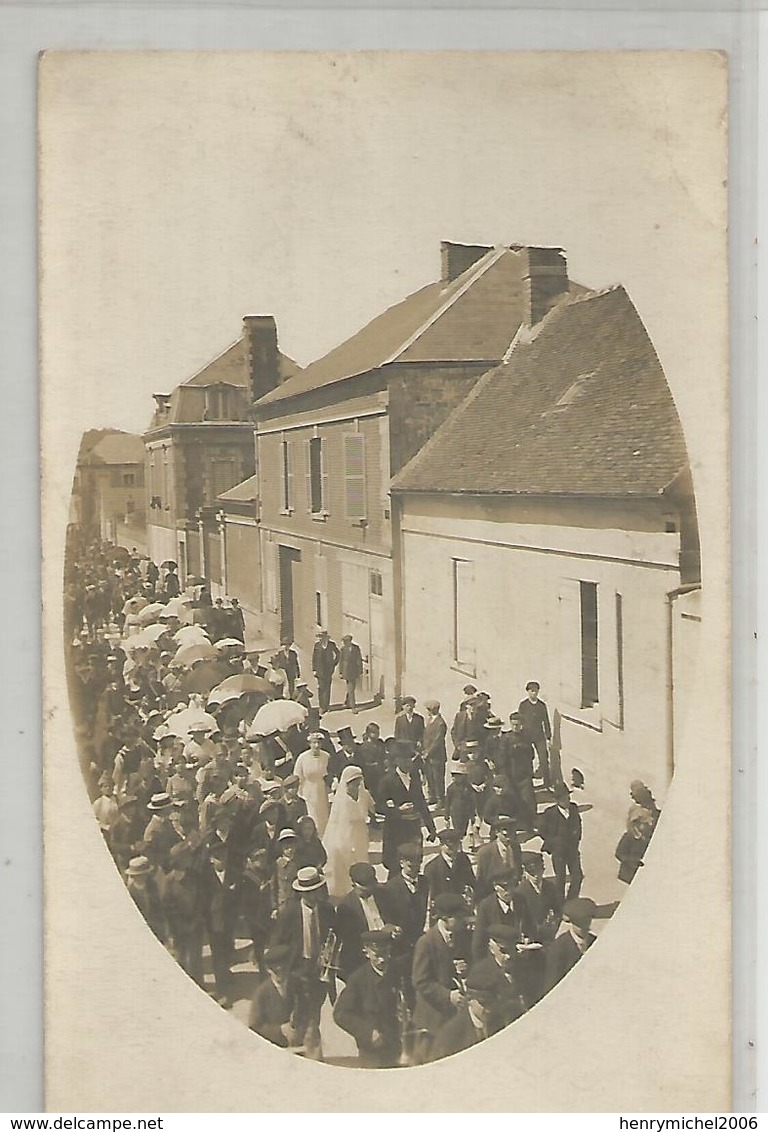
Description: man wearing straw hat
xmin=270 ymin=865 xmax=337 ymax=1059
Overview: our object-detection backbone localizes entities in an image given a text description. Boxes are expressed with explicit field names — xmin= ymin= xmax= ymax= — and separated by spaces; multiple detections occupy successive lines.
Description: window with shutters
xmin=580 ymin=581 xmax=599 ymax=707
xmin=306 ymin=436 xmax=328 ymax=516
xmin=561 ymin=578 xmax=601 ymax=718
xmin=344 ymin=434 xmax=367 ymax=521
xmin=209 ymin=458 xmax=237 ymax=503
xmin=452 ymin=559 xmax=476 ymax=675
xmin=615 ymin=592 xmax=625 ymax=729
xmin=280 ymin=438 xmax=293 ymax=513
xmin=264 ymin=538 xmax=278 ymax=613
xmin=315 ymin=556 xmax=328 ymax=626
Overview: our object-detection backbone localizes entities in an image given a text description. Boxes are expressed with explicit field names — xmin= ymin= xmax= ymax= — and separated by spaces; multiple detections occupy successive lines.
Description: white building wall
xmin=400 ymin=513 xmax=682 ymax=804
xmin=147 ymin=524 xmax=179 ymax=567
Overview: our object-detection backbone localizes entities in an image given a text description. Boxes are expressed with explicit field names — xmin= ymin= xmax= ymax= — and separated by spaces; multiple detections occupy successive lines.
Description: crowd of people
xmin=65 ymin=533 xmax=662 ymax=1067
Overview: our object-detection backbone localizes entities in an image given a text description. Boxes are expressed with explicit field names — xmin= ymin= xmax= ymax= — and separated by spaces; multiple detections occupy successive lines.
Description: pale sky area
xmin=40 ymin=51 xmax=726 ymax=486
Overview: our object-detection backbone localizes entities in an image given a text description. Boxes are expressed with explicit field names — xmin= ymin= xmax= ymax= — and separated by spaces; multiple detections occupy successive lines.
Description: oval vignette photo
xmin=42 ymin=50 xmax=727 ymax=1098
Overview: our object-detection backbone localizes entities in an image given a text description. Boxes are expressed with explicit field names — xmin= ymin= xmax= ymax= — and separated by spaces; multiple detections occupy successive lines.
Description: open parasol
xmin=247 ymin=698 xmax=307 ymax=737
xmin=170 ymin=641 xmax=219 ymax=668
xmin=207 ymin=673 xmax=274 ymax=707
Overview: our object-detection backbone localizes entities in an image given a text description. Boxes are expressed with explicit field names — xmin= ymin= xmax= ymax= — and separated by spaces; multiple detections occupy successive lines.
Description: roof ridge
xmin=381 ymin=246 xmax=509 ymax=366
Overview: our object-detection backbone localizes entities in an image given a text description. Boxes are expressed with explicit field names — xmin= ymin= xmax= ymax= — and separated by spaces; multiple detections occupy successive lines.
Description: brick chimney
xmin=243 ymin=315 xmax=280 ymax=403
xmin=440 ymin=241 xmax=493 ymax=284
xmin=519 ymin=246 xmax=569 ymax=325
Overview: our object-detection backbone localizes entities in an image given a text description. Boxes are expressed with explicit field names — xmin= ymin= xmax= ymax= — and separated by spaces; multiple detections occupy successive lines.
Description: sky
xmin=39 ymin=50 xmax=727 ymax=505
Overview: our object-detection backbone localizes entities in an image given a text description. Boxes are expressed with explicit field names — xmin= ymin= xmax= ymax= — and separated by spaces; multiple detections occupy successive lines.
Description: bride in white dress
xmin=322 ymin=764 xmax=375 ymax=899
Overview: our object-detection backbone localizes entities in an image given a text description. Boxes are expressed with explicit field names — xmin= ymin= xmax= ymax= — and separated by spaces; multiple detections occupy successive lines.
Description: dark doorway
xmin=278 ymin=545 xmax=302 ymax=643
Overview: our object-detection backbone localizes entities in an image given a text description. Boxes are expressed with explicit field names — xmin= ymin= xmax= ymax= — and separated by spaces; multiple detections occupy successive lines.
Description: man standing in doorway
xmin=338 ymin=633 xmax=364 ymax=713
xmin=312 ymin=629 xmax=339 ymax=715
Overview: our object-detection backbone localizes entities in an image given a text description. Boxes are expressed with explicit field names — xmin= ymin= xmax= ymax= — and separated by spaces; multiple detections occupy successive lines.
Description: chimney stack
xmin=519 ymin=247 xmax=569 ymax=325
xmin=440 ymin=241 xmax=493 ymax=284
xmin=243 ymin=315 xmax=280 ymax=403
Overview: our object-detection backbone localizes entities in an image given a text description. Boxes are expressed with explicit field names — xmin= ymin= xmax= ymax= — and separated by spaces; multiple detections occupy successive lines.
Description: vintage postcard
xmin=41 ymin=51 xmax=730 ymax=1111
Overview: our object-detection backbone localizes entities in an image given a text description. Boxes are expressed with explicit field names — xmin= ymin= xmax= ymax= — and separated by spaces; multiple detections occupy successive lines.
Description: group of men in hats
xmin=65 ymin=535 xmax=655 ymax=1068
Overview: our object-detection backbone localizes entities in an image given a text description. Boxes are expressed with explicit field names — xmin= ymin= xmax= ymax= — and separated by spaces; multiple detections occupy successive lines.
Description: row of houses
xmin=72 ymin=430 xmax=147 ymax=546
xmin=141 ymin=240 xmax=702 ymax=797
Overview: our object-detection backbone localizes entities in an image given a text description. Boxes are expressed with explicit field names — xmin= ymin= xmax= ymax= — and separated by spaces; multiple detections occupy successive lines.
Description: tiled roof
xmin=216 ymin=474 xmax=259 ymax=503
xmin=182 ymin=337 xmax=300 ymax=389
xmin=85 ymin=432 xmax=146 ymax=466
xmin=148 ymin=337 xmax=301 ymax=428
xmin=256 ymin=248 xmax=584 ymax=408
xmin=391 ymin=286 xmax=688 ymax=497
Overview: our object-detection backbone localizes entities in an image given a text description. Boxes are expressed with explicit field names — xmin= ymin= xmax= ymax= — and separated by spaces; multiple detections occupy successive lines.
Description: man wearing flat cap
xmin=411 ymin=892 xmax=470 ymax=1064
xmin=450 ymin=695 xmax=487 ymax=756
xmin=543 ymin=896 xmax=597 ymax=994
xmin=429 ymin=968 xmax=499 ymax=1061
xmin=503 ymin=713 xmax=538 ymax=831
xmin=471 ymin=869 xmax=521 ymax=962
xmin=422 ymin=700 xmax=448 ymax=809
xmin=384 ymin=843 xmax=429 ymax=993
xmin=475 ymin=817 xmax=523 ymax=900
xmin=248 ymin=944 xmax=297 ymax=1049
xmin=515 ymin=850 xmax=562 ymax=945
xmin=334 ymin=930 xmax=403 ymax=1068
xmin=394 ymin=697 xmax=425 ymax=749
xmin=424 ymin=828 xmax=475 ymax=923
xmin=378 ymin=742 xmax=437 ymax=875
xmin=539 ymin=782 xmax=584 ymax=902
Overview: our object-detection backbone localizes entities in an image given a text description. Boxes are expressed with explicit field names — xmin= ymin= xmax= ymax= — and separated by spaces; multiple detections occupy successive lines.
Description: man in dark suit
xmin=312 ymin=630 xmax=339 ymax=715
xmin=450 ymin=695 xmax=487 ymax=756
xmin=228 ymin=598 xmax=246 ymax=644
xmin=335 ymin=862 xmax=395 ymax=981
xmin=411 ymin=893 xmax=470 ymax=1064
xmin=543 ymin=897 xmax=597 ymax=994
xmin=271 ymin=638 xmax=301 ymax=698
xmin=467 ymin=924 xmax=528 ymax=1031
xmin=327 ymin=727 xmax=362 ymax=787
xmin=538 ymin=783 xmax=584 ymax=902
xmin=471 ymin=870 xmax=521 ymax=962
xmin=270 ymin=866 xmax=337 ymax=1059
xmin=383 ymin=843 xmax=428 ymax=996
xmin=200 ymin=839 xmax=240 ymax=1008
xmin=518 ymin=681 xmax=553 ymax=787
xmin=338 ymin=634 xmax=364 ymax=712
xmin=248 ymin=944 xmax=296 ymax=1048
xmin=423 ymin=829 xmax=475 ymax=922
xmin=394 ymin=697 xmax=425 ymax=748
xmin=504 ymin=713 xmax=538 ymax=831
xmin=515 ymin=850 xmax=562 ymax=943
xmin=428 ymin=969 xmax=499 ymax=1062
xmin=378 ymin=742 xmax=437 ymax=874
xmin=422 ymin=700 xmax=448 ymax=808
xmin=475 ymin=817 xmax=523 ymax=900
xmin=334 ymin=930 xmax=402 ymax=1068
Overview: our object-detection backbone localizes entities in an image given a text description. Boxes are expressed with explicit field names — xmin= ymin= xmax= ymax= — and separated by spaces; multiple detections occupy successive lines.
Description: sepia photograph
xmin=41 ymin=50 xmax=730 ymax=1109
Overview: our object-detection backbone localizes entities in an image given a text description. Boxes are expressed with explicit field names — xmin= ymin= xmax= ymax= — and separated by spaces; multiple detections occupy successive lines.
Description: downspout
xmin=218 ymin=509 xmax=227 ymax=595
xmin=391 ymin=490 xmax=404 ymax=704
xmin=665 ymin=582 xmax=702 ymax=782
